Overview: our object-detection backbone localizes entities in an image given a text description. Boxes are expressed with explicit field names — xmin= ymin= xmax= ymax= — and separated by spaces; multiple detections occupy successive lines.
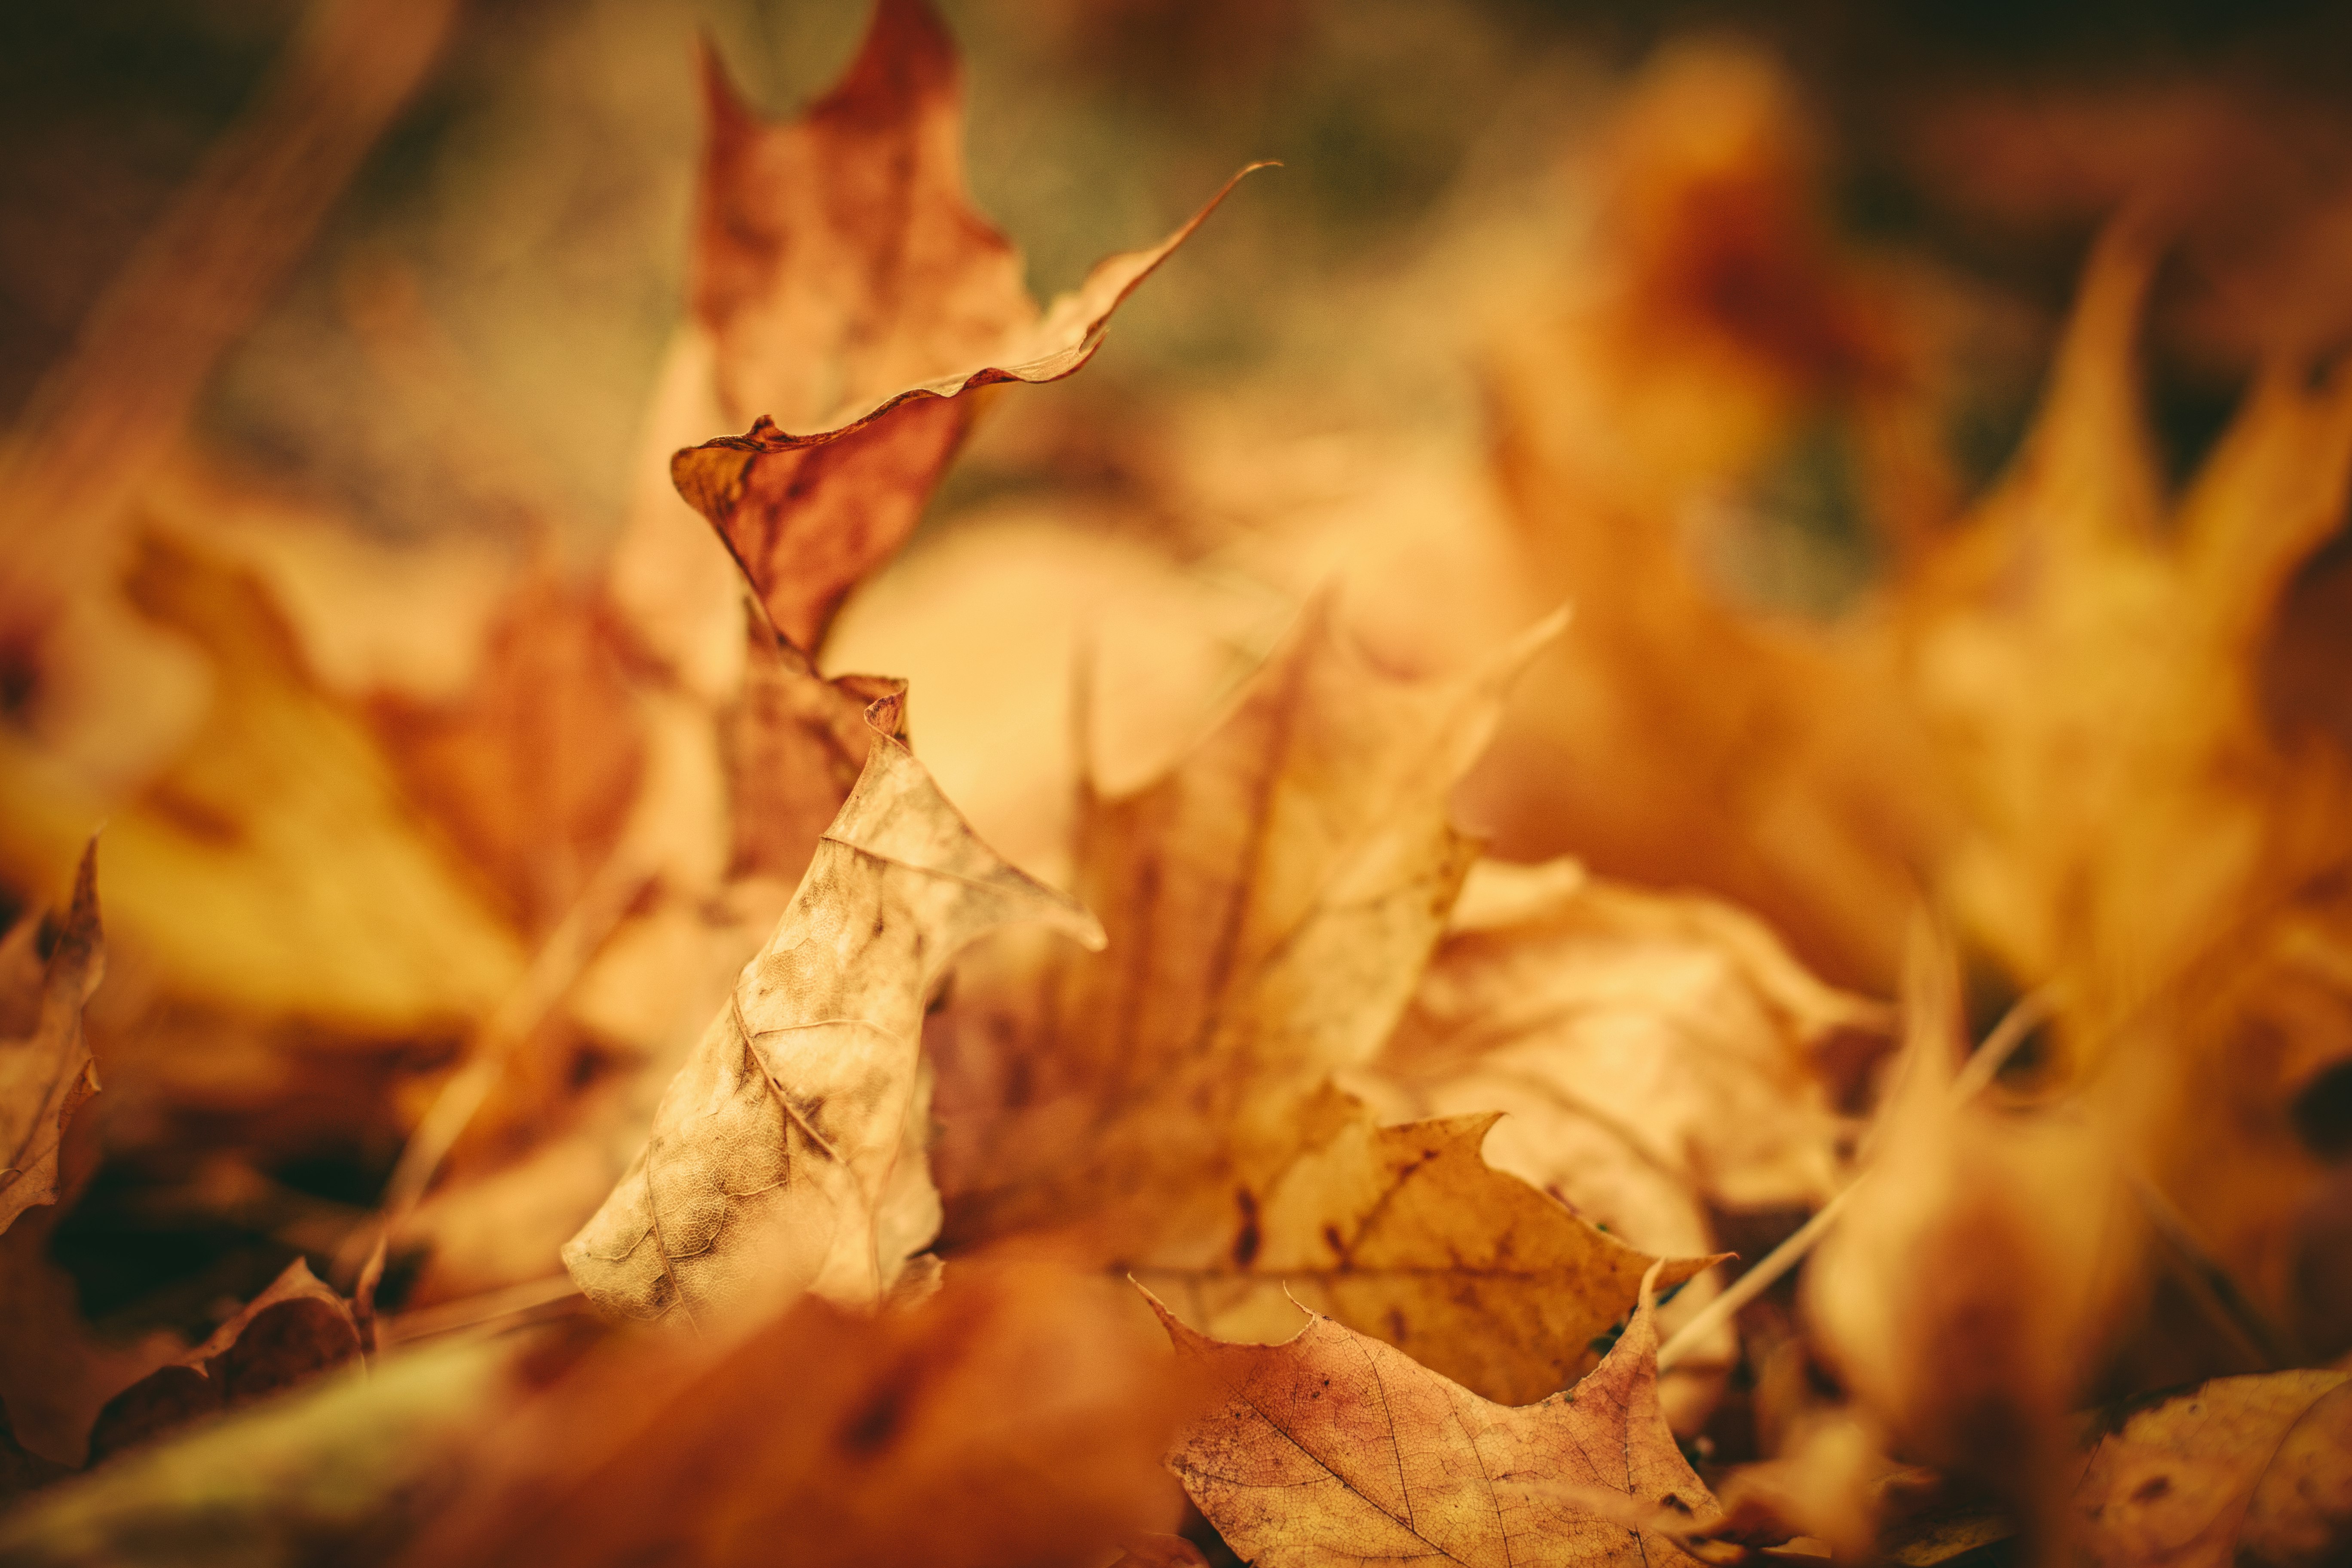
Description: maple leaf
xmin=2073 ymin=1369 xmax=2352 ymax=1568
xmin=563 ymin=707 xmax=1102 ymax=1326
xmin=1464 ymin=41 xmax=1957 ymax=995
xmin=86 ymin=1259 xmax=361 ymax=1463
xmin=1153 ymin=1268 xmax=1723 ymax=1567
xmin=934 ymin=597 xmax=1562 ymax=1250
xmin=922 ymin=598 xmax=1715 ymax=1402
xmin=1132 ymin=1082 xmax=1720 ymax=1407
xmin=667 ymin=0 xmax=1265 ymax=659
xmin=0 ymin=842 xmax=101 ymax=1236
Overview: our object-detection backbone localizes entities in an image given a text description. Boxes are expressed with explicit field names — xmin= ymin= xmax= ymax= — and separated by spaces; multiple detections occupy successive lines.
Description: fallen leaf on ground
xmin=934 ymin=597 xmax=1559 ymax=1255
xmin=368 ymin=557 xmax=645 ymax=942
xmin=670 ymin=0 xmax=1263 ymax=657
xmin=1373 ymin=855 xmax=1882 ymax=1263
xmin=2074 ymin=1369 xmax=2352 ymax=1568
xmin=564 ymin=709 xmax=1102 ymax=1326
xmin=0 ymin=841 xmax=101 ymax=1235
xmin=0 ymin=1334 xmax=514 ymax=1566
xmin=86 ymin=1259 xmax=361 ymax=1462
xmin=0 ymin=533 xmax=524 ymax=1034
xmin=1154 ymin=1268 xmax=1723 ymax=1566
xmin=1131 ymin=1082 xmax=1719 ymax=1406
xmin=410 ymin=1258 xmax=1186 ymax=1568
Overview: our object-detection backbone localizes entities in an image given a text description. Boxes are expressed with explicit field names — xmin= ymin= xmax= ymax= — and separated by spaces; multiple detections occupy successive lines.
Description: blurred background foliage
xmin=9 ymin=0 xmax=2352 ymax=563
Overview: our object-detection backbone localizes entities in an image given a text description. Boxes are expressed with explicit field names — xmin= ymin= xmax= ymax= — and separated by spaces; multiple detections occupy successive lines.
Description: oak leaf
xmin=1133 ymin=1082 xmax=1719 ymax=1407
xmin=1154 ymin=1269 xmax=1722 ymax=1566
xmin=563 ymin=708 xmax=1102 ymax=1326
xmin=0 ymin=842 xmax=101 ymax=1236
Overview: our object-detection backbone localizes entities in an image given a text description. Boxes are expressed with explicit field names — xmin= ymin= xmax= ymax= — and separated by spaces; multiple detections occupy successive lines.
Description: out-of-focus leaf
xmin=0 ymin=535 xmax=524 ymax=1033
xmin=0 ymin=1334 xmax=513 ymax=1568
xmin=1132 ymin=1082 xmax=1719 ymax=1406
xmin=563 ymin=710 xmax=1102 ymax=1326
xmin=1154 ymin=1271 xmax=1721 ymax=1567
xmin=0 ymin=842 xmax=101 ymax=1235
xmin=1467 ymin=42 xmax=1958 ymax=995
xmin=86 ymin=1259 xmax=361 ymax=1464
xmin=2074 ymin=1370 xmax=2352 ymax=1568
xmin=369 ymin=561 xmax=644 ymax=941
xmin=668 ymin=0 xmax=1263 ymax=657
xmin=1807 ymin=934 xmax=2147 ymax=1517
xmin=410 ymin=1259 xmax=1185 ymax=1568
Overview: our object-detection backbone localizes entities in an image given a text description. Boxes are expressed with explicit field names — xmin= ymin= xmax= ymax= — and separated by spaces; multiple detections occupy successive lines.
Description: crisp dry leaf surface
xmin=1134 ymin=1084 xmax=1718 ymax=1406
xmin=564 ymin=713 xmax=1102 ymax=1325
xmin=0 ymin=842 xmax=101 ymax=1235
xmin=671 ymin=0 xmax=1261 ymax=655
xmin=936 ymin=598 xmax=1560 ymax=1253
xmin=1155 ymin=1276 xmax=1720 ymax=1567
xmin=1375 ymin=857 xmax=1880 ymax=1262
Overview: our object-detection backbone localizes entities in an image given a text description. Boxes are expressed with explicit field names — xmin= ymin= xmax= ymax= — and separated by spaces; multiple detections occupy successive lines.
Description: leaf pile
xmin=0 ymin=4 xmax=2349 ymax=1567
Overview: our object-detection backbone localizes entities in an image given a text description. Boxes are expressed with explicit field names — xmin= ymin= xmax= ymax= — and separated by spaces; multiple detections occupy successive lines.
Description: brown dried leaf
xmin=0 ymin=534 xmax=524 ymax=1034
xmin=935 ymin=599 xmax=1560 ymax=1254
xmin=369 ymin=559 xmax=645 ymax=940
xmin=1375 ymin=857 xmax=1885 ymax=1262
xmin=1807 ymin=934 xmax=2147 ymax=1520
xmin=0 ymin=842 xmax=101 ymax=1236
xmin=563 ymin=711 xmax=1102 ymax=1326
xmin=1155 ymin=1270 xmax=1721 ymax=1567
xmin=411 ymin=1259 xmax=1185 ymax=1568
xmin=86 ymin=1259 xmax=362 ymax=1464
xmin=1466 ymin=43 xmax=1956 ymax=994
xmin=1132 ymin=1083 xmax=1719 ymax=1406
xmin=2074 ymin=1370 xmax=2352 ymax=1568
xmin=670 ymin=0 xmax=1263 ymax=656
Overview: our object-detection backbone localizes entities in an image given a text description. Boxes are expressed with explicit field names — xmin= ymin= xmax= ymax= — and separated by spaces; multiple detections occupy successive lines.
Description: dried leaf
xmin=1465 ymin=42 xmax=1956 ymax=993
xmin=2074 ymin=1370 xmax=2352 ymax=1568
xmin=369 ymin=560 xmax=645 ymax=940
xmin=1154 ymin=1271 xmax=1721 ymax=1566
xmin=1133 ymin=1083 xmax=1720 ymax=1406
xmin=1375 ymin=857 xmax=1883 ymax=1261
xmin=87 ymin=1259 xmax=362 ymax=1462
xmin=935 ymin=598 xmax=1561 ymax=1254
xmin=1806 ymin=934 xmax=2147 ymax=1516
xmin=670 ymin=0 xmax=1263 ymax=656
xmin=564 ymin=710 xmax=1103 ymax=1326
xmin=0 ymin=842 xmax=101 ymax=1235
xmin=411 ymin=1259 xmax=1186 ymax=1568
xmin=0 ymin=1334 xmax=513 ymax=1567
xmin=0 ymin=534 xmax=524 ymax=1033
